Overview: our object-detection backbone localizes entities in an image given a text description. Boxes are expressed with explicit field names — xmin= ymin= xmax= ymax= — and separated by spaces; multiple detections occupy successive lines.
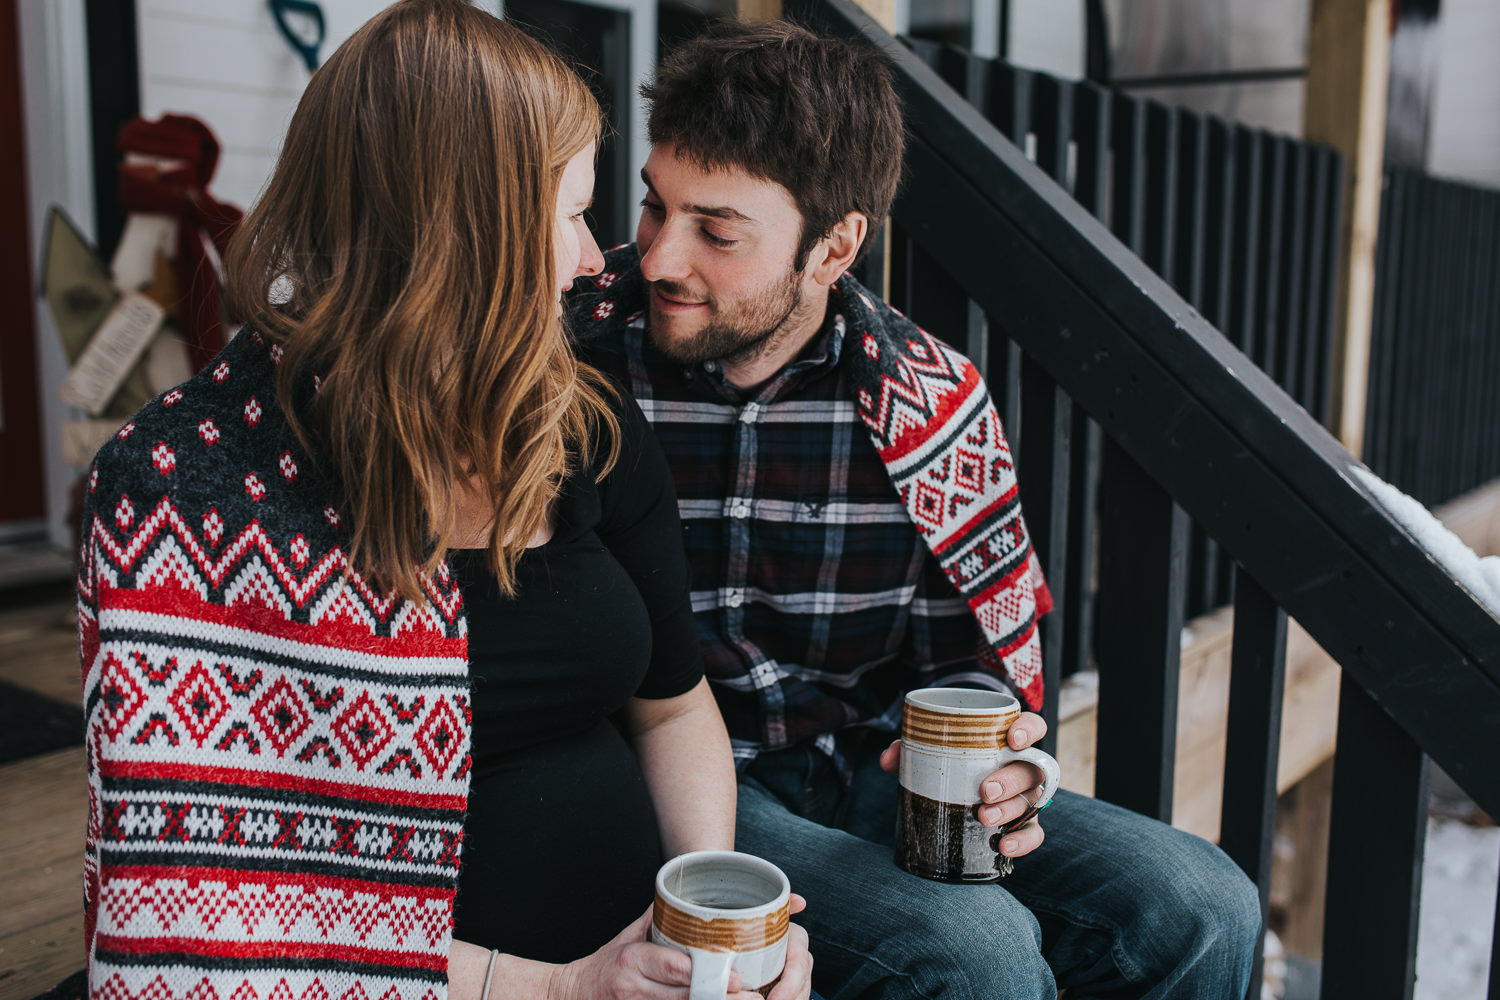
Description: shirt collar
xmin=689 ymin=313 xmax=847 ymax=404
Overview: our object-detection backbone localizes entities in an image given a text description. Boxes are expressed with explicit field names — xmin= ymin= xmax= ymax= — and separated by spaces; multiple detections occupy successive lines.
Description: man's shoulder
xmin=569 ymin=243 xmax=645 ymax=349
xmin=831 ymin=272 xmax=979 ymax=373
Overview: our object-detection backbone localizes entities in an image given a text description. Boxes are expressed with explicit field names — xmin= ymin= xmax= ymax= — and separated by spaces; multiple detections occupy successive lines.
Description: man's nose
xmin=639 ymin=222 xmax=691 ymax=283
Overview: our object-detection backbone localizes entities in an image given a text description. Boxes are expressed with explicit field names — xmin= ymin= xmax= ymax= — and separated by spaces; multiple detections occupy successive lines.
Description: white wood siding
xmin=134 ymin=1 xmax=495 ymax=210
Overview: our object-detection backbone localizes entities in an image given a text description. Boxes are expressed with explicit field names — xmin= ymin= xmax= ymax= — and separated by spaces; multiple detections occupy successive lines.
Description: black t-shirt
xmin=452 ymin=391 xmax=703 ymax=961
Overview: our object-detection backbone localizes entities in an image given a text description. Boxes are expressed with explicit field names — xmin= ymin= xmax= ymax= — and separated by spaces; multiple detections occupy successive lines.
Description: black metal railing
xmin=889 ymin=41 xmax=1344 ymax=631
xmin=1366 ymin=166 xmax=1500 ymax=508
xmin=791 ymin=1 xmax=1500 ymax=997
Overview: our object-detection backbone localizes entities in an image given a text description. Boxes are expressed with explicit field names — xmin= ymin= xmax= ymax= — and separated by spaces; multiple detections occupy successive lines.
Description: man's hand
xmin=879 ymin=710 xmax=1050 ymax=860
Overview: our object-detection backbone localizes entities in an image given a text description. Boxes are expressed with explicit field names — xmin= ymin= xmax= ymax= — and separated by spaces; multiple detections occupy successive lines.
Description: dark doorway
xmin=1 ymin=0 xmax=47 ymax=530
xmin=508 ymin=0 xmax=636 ymax=248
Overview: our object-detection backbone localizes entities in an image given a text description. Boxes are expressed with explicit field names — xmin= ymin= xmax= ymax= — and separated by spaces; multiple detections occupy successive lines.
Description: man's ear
xmin=808 ymin=211 xmax=869 ymax=286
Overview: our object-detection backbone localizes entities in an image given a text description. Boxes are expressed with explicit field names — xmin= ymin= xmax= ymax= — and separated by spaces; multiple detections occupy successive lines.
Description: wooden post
xmin=1303 ymin=0 xmax=1390 ymax=458
xmin=734 ymin=0 xmax=783 ymax=19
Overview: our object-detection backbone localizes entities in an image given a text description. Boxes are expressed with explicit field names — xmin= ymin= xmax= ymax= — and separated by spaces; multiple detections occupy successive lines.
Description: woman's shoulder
xmin=589 ymin=371 xmax=654 ymax=477
xmin=86 ymin=329 xmax=315 ymax=525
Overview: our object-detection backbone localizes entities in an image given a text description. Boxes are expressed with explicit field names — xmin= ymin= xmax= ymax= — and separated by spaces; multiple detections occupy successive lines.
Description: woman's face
xmin=554 ymin=142 xmax=604 ymax=311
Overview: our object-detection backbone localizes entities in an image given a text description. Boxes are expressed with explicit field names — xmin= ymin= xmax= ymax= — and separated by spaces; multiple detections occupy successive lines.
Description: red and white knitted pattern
xmin=79 ymin=331 xmax=470 ymax=1000
xmin=840 ymin=287 xmax=1052 ymax=710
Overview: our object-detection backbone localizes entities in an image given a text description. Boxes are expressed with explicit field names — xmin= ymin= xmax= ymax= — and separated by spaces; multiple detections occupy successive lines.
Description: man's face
xmin=636 ymin=144 xmax=814 ymax=367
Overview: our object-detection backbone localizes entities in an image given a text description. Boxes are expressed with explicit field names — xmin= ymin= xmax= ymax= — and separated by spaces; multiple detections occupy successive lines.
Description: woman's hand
xmin=551 ymin=897 xmax=814 ymax=1000
xmin=549 ymin=904 xmax=810 ymax=1000
xmin=457 ymin=897 xmax=814 ymax=1000
xmin=548 ymin=907 xmax=693 ymax=1000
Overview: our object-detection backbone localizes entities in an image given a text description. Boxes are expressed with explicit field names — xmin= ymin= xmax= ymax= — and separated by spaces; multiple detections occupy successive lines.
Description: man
xmin=572 ymin=19 xmax=1260 ymax=999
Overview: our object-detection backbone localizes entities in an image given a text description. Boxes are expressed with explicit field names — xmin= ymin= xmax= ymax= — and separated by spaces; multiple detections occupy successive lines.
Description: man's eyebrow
xmin=690 ymin=204 xmax=756 ymax=224
xmin=639 ymin=167 xmax=758 ymax=225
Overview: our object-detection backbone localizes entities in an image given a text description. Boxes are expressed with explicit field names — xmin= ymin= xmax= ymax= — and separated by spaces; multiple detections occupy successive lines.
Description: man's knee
xmin=1139 ymin=835 xmax=1262 ymax=979
xmin=839 ymin=886 xmax=1055 ymax=1000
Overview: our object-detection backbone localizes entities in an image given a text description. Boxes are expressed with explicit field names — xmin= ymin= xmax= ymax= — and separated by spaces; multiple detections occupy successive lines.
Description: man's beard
xmin=646 ymin=263 xmax=804 ymax=369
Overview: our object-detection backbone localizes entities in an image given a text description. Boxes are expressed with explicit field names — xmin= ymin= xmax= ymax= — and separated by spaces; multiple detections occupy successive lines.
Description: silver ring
xmin=1018 ymin=788 xmax=1039 ymax=810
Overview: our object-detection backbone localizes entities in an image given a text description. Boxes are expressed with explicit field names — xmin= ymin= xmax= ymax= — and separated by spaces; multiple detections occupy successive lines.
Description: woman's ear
xmin=808 ymin=211 xmax=869 ymax=286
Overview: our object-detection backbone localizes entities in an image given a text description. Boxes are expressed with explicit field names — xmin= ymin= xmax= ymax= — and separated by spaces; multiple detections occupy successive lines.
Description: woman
xmin=76 ymin=3 xmax=808 ymax=999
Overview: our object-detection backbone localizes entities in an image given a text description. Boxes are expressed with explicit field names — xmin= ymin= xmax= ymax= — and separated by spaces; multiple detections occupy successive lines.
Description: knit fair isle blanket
xmin=78 ymin=331 xmax=471 ymax=1000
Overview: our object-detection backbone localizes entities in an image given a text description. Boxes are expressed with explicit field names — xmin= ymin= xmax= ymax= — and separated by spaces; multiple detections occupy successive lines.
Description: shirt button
xmin=703 ymin=360 xmax=719 ymax=373
xmin=731 ymin=503 xmax=749 ymax=519
xmin=739 ymin=403 xmax=759 ymax=423
xmin=726 ymin=590 xmax=744 ymax=608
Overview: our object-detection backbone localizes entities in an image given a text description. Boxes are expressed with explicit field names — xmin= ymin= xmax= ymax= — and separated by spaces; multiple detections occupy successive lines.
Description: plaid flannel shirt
xmin=581 ymin=307 xmax=1015 ymax=774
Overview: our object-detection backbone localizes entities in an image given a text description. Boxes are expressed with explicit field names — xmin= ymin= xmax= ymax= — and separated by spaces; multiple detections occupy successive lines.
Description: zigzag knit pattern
xmin=78 ymin=331 xmax=470 ymax=1000
xmin=834 ymin=280 xmax=1051 ymax=711
xmin=572 ymin=248 xmax=1050 ymax=710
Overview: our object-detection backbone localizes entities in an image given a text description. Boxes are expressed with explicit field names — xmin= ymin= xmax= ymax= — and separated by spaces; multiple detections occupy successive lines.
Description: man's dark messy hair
xmin=641 ymin=18 xmax=905 ymax=270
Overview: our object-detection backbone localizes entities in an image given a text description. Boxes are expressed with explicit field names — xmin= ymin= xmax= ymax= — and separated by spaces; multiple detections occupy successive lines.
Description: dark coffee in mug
xmin=895 ymin=688 xmax=1062 ymax=882
xmin=895 ymin=787 xmax=1007 ymax=883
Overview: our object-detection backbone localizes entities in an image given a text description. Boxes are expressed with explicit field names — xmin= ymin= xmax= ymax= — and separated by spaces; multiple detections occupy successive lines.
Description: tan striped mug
xmin=652 ymin=850 xmax=791 ymax=999
xmin=896 ymin=687 xmax=1062 ymax=882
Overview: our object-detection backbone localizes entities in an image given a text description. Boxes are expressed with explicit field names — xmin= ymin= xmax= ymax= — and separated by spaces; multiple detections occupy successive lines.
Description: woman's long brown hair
xmin=225 ymin=0 xmax=617 ymax=603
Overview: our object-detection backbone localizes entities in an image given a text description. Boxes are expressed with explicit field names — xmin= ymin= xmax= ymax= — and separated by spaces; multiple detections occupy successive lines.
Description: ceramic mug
xmin=652 ymin=850 xmax=791 ymax=999
xmin=895 ymin=687 xmax=1062 ymax=882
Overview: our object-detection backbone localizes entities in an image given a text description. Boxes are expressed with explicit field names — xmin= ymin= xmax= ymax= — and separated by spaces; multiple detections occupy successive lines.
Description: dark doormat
xmin=30 ymin=969 xmax=85 ymax=1000
xmin=0 ymin=680 xmax=84 ymax=765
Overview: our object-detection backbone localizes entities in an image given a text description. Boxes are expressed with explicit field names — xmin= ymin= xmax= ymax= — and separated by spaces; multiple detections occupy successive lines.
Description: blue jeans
xmin=737 ymin=745 xmax=1260 ymax=999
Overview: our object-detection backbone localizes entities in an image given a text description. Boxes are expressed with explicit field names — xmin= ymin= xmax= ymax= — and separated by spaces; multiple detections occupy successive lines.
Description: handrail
xmin=788 ymin=0 xmax=1500 ymax=818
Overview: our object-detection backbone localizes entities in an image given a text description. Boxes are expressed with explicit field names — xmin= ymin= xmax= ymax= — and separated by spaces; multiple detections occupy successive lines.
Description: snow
xmin=1350 ymin=466 xmax=1500 ymax=618
xmin=1416 ymin=816 xmax=1500 ymax=999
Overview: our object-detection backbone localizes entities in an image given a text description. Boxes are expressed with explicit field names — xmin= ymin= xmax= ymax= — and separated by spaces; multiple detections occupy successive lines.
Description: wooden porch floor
xmin=0 ymin=600 xmax=86 ymax=1000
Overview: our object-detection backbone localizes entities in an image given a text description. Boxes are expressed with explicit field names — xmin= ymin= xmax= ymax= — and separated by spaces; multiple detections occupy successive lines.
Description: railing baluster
xmin=1491 ymin=858 xmax=1500 ymax=1000
xmin=1365 ymin=169 xmax=1400 ymax=477
xmin=1093 ymin=440 xmax=1187 ymax=821
xmin=1391 ymin=171 xmax=1424 ymax=494
xmin=1062 ymin=412 xmax=1100 ymax=679
xmin=1219 ymin=568 xmax=1288 ymax=1000
xmin=1064 ymin=82 xmax=1110 ymax=682
xmin=1072 ymin=82 xmax=1111 ymax=218
xmin=892 ymin=47 xmax=977 ymax=355
xmin=1316 ymin=148 xmax=1344 ymax=429
xmin=1301 ymin=149 xmax=1336 ymax=425
xmin=1461 ymin=187 xmax=1485 ymax=494
xmin=1256 ymin=136 xmax=1288 ymax=387
xmin=1016 ymin=68 xmax=1075 ymax=730
xmin=1484 ymin=192 xmax=1500 ymax=489
xmin=1018 ymin=356 xmax=1071 ymax=754
xmin=1143 ymin=101 xmax=1179 ymax=282
xmin=1459 ymin=185 xmax=1485 ymax=499
xmin=1231 ymin=129 xmax=1264 ymax=361
xmin=990 ymin=62 xmax=1033 ymax=146
xmin=1031 ymin=73 xmax=1071 ymax=187
xmin=989 ymin=323 xmax=1023 ymax=450
xmin=1174 ymin=110 xmax=1215 ymax=619
xmin=1321 ymin=675 xmax=1430 ymax=999
xmin=1427 ymin=182 xmax=1456 ymax=503
xmin=1278 ymin=141 xmax=1310 ymax=399
xmin=1111 ymin=95 xmax=1148 ymax=254
xmin=1195 ymin=119 xmax=1238 ymax=615
xmin=1173 ymin=112 xmax=1208 ymax=305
